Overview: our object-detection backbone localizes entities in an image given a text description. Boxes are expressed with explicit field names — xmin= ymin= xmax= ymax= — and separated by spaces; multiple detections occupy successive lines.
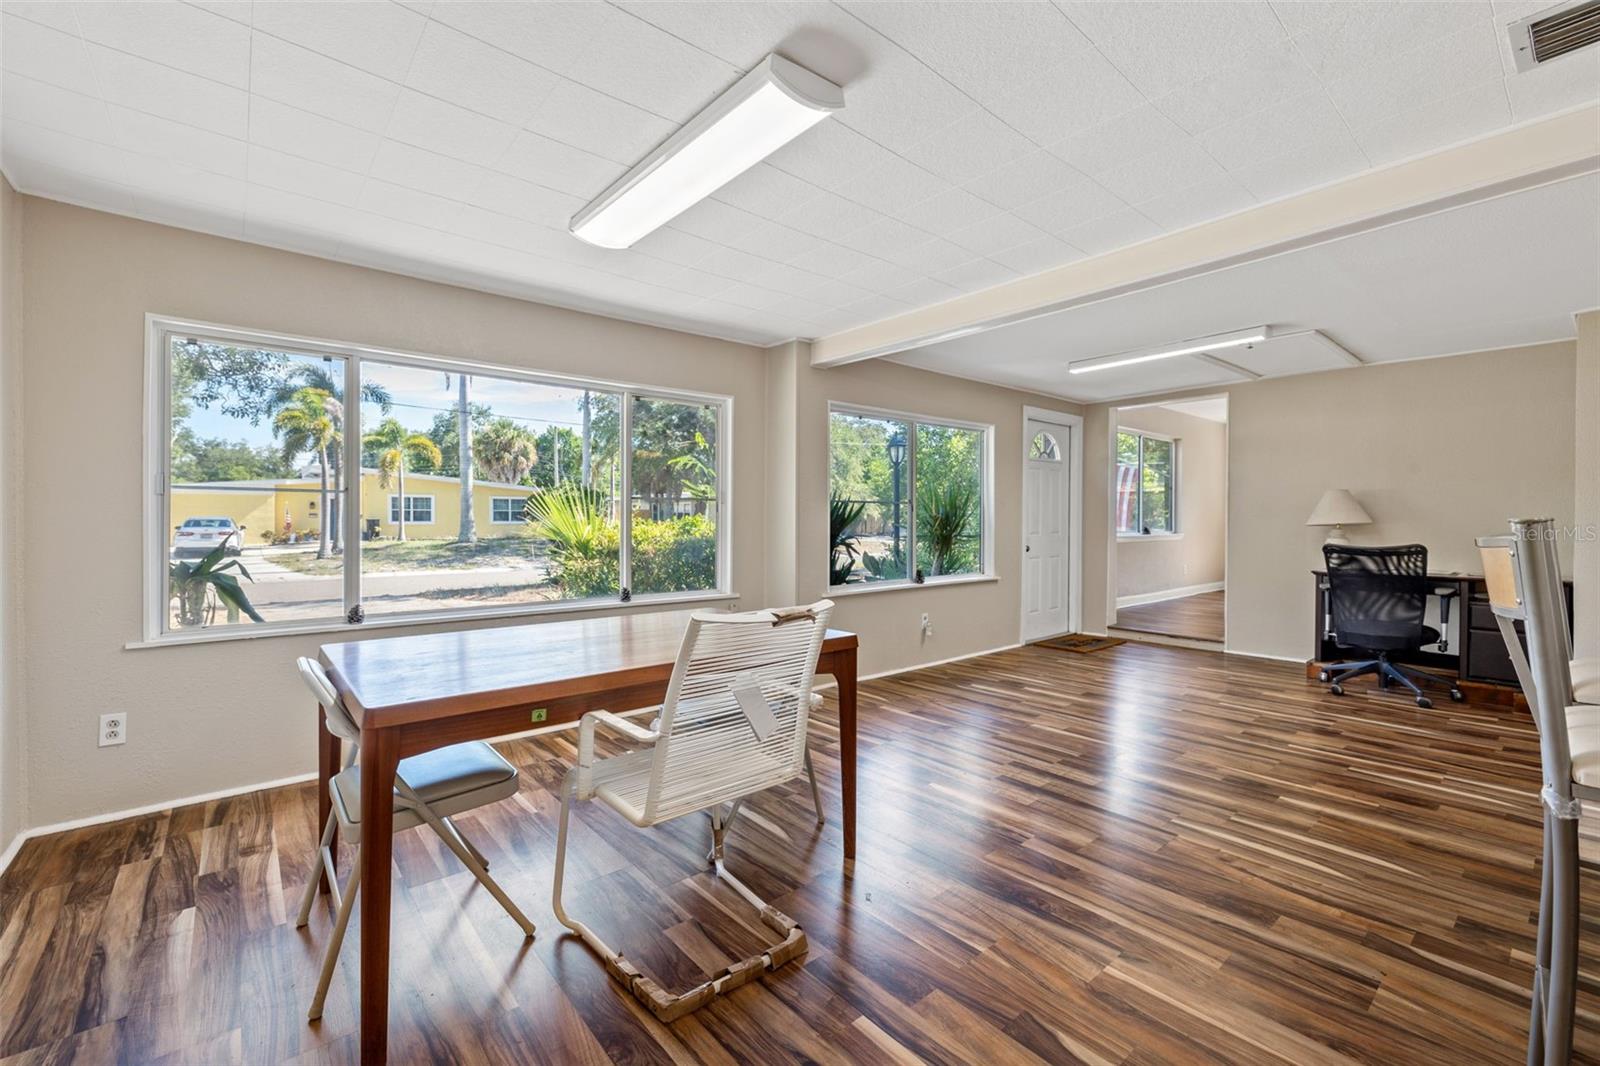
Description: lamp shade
xmin=1306 ymin=489 xmax=1372 ymax=527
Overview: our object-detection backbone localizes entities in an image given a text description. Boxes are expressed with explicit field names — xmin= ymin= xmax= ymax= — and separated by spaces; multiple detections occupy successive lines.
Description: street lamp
xmin=887 ymin=430 xmax=906 ymax=564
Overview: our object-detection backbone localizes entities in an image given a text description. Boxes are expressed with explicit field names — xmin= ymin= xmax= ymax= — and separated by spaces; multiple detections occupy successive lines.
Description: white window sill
xmin=828 ymin=573 xmax=999 ymax=598
xmin=1118 ymin=533 xmax=1183 ymax=542
xmin=127 ymin=589 xmax=740 ymax=649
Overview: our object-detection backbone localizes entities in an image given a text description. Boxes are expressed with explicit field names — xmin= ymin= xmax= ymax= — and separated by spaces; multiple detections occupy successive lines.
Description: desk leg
xmin=358 ymin=726 xmax=398 ymax=1066
xmin=316 ymin=707 xmax=339 ymax=893
xmin=836 ymin=647 xmax=857 ymax=865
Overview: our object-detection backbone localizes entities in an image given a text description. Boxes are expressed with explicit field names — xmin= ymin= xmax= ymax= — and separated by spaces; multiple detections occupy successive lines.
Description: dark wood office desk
xmin=317 ymin=610 xmax=860 ymax=1066
xmin=1311 ymin=569 xmax=1573 ymax=689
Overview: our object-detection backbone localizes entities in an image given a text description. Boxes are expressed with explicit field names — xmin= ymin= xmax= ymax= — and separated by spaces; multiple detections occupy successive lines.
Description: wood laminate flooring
xmin=2 ymin=641 xmax=1595 ymax=1064
xmin=1116 ymin=590 xmax=1226 ymax=643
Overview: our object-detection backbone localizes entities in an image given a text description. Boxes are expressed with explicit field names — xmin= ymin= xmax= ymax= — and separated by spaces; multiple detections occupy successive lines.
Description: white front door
xmin=1023 ymin=418 xmax=1070 ymax=641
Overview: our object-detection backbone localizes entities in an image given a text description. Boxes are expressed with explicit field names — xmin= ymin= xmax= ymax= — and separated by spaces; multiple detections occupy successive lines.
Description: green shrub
xmin=529 ymin=489 xmax=715 ymax=598
xmin=632 ymin=514 xmax=716 ymax=593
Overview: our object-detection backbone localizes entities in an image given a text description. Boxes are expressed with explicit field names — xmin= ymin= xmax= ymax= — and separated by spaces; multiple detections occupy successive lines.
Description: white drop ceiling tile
xmin=666 ymin=197 xmax=767 ymax=245
xmin=642 ymin=265 xmax=736 ymax=301
xmin=765 ymin=119 xmax=904 ymax=192
xmin=133 ymin=194 xmax=246 ymax=239
xmin=961 ymin=149 xmax=1085 ymax=212
xmin=358 ymin=179 xmax=463 ymax=231
xmin=248 ymin=96 xmax=382 ymax=173
xmin=796 ymin=274 xmax=873 ymax=307
xmin=1152 ymin=50 xmax=1321 ymax=135
xmin=247 ymin=145 xmax=366 ymax=207
xmin=833 ymin=153 xmax=950 ymax=216
xmin=1135 ymin=173 xmax=1257 ymax=230
xmin=461 ymin=171 xmax=584 ymax=230
xmin=830 ymin=292 xmax=915 ymax=327
xmin=383 ymin=89 xmax=517 ymax=167
xmin=1052 ymin=105 xmax=1191 ymax=177
xmin=191 ymin=2 xmax=252 ymax=26
xmin=449 ymin=205 xmax=560 ymax=255
xmin=834 ymin=214 xmax=938 ymax=258
xmin=74 ymin=1 xmax=251 ymax=88
xmin=85 ymin=42 xmax=247 ymax=136
xmin=717 ymin=281 xmax=804 ymax=314
xmin=427 ymin=2 xmax=609 ymax=85
xmin=696 ymin=244 xmax=777 ymax=283
xmin=105 ymin=104 xmax=247 ymax=179
xmin=493 ymin=131 xmax=624 ymax=198
xmin=838 ymin=256 xmax=925 ymax=294
xmin=250 ymin=0 xmax=428 ymax=82
xmin=787 ymin=239 xmax=876 ymax=279
xmin=368 ymin=140 xmax=484 ymax=199
xmin=1506 ymin=49 xmax=1600 ymax=120
xmin=987 ymin=234 xmax=1085 ymax=275
xmin=2 ymin=154 xmax=136 ymax=213
xmin=332 ymin=210 xmax=446 ymax=261
xmin=933 ymin=257 xmax=1020 ymax=293
xmin=1094 ymin=141 xmax=1226 ymax=206
xmin=1011 ymin=178 xmax=1128 ymax=235
xmin=243 ymin=193 xmax=350 ymax=257
xmin=780 ymin=189 xmax=883 ymax=242
xmin=1197 ymin=89 xmax=1353 ymax=170
xmin=1353 ymin=79 xmax=1511 ymax=165
xmin=1323 ymin=20 xmax=1505 ymax=130
xmin=523 ymin=79 xmax=678 ymax=166
xmin=889 ymin=186 xmax=1005 ymax=235
xmin=1 ymin=14 xmax=97 ymax=95
xmin=883 ymin=275 xmax=963 ymax=307
xmin=249 ymin=33 xmax=400 ymax=132
xmin=1060 ymin=1 xmax=1286 ymax=99
xmin=1284 ymin=1 xmax=1492 ymax=79
xmin=631 ymin=225 xmax=721 ymax=268
xmin=2 ymin=117 xmax=130 ymax=185
xmin=946 ymin=212 xmax=1049 ymax=257
xmin=2 ymin=73 xmax=110 ymax=142
xmin=1057 ymin=208 xmax=1161 ymax=256
xmin=738 ymin=257 xmax=830 ymax=294
xmin=2 ymin=2 xmax=79 ymax=34
xmin=550 ymin=4 xmax=739 ymax=121
xmin=901 ymin=110 xmax=1037 ymax=186
xmin=727 ymin=222 xmax=826 ymax=264
xmin=120 ymin=154 xmax=247 ymax=213
xmin=879 ymin=235 xmax=977 ymax=274
xmin=403 ymin=21 xmax=559 ymax=126
xmin=1231 ymin=133 xmax=1369 ymax=201
xmin=711 ymin=163 xmax=823 ymax=220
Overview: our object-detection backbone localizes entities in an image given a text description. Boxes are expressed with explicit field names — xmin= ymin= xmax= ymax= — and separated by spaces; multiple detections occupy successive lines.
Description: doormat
xmin=1034 ymin=634 xmax=1125 ymax=653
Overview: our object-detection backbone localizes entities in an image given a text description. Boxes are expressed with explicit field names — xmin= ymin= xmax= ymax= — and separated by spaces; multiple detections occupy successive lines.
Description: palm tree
xmin=273 ymin=387 xmax=340 ymax=560
xmin=363 ymin=418 xmax=442 ymax=542
xmin=475 ymin=418 xmax=538 ymax=485
xmin=445 ymin=373 xmax=476 ymax=544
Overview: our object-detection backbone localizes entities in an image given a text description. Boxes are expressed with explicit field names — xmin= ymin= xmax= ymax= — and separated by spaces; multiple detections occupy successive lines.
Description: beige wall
xmin=1114 ymin=405 xmax=1226 ymax=602
xmin=18 ymin=198 xmax=770 ymax=827
xmin=1576 ymin=310 xmax=1599 ymax=660
xmin=1084 ymin=342 xmax=1578 ymax=661
xmin=1 ymin=177 xmax=25 ymax=850
xmin=773 ymin=346 xmax=1082 ymax=677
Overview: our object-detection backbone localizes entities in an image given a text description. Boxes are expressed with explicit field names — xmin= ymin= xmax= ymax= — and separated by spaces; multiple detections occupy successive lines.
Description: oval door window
xmin=1029 ymin=431 xmax=1060 ymax=461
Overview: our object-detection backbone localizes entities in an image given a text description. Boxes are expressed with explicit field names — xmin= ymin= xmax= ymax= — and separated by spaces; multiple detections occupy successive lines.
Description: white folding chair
xmin=292 ymin=657 xmax=535 ymax=1021
xmin=551 ymin=600 xmax=834 ymax=1022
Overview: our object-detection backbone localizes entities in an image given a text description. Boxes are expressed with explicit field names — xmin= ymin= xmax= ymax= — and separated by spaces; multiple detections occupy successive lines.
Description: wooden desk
xmin=317 ymin=609 xmax=859 ymax=1066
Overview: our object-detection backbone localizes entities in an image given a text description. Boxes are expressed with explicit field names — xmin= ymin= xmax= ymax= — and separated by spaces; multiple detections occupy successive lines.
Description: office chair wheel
xmin=1329 ymin=683 xmax=1344 ymax=696
xmin=1415 ymin=696 xmax=1432 ymax=709
xmin=1318 ymin=669 xmax=1331 ymax=683
xmin=1449 ymin=688 xmax=1465 ymax=703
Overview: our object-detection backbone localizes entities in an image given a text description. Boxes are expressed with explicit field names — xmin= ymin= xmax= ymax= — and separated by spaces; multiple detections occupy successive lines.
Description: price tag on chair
xmin=731 ymin=673 xmax=778 ymax=741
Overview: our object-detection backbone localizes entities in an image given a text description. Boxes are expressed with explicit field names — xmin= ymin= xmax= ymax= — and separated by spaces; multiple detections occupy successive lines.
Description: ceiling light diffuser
xmin=1067 ymin=326 xmax=1272 ymax=375
xmin=569 ymin=55 xmax=844 ymax=249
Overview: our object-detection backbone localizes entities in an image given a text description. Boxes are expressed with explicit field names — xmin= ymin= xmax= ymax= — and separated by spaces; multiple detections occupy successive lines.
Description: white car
xmin=172 ymin=517 xmax=245 ymax=558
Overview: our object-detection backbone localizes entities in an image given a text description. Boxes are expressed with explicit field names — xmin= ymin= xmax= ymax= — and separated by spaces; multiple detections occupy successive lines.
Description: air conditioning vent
xmin=1510 ymin=0 xmax=1600 ymax=72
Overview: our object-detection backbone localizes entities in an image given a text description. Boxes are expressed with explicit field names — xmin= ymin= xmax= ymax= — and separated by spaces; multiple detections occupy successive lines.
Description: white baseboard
xmin=0 ymin=770 xmax=318 ymax=877
xmin=1116 ymin=581 xmax=1225 ymax=609
xmin=812 ymin=641 xmax=1025 ymax=691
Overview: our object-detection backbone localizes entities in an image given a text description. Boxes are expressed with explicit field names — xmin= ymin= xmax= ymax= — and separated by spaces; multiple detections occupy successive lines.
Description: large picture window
xmin=828 ymin=404 xmax=991 ymax=589
xmin=1116 ymin=430 xmax=1177 ymax=535
xmin=146 ymin=317 xmax=730 ymax=641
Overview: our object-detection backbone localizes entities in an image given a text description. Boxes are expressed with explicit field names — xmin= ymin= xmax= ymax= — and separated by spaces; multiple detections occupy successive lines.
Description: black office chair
xmin=1319 ymin=543 xmax=1464 ymax=708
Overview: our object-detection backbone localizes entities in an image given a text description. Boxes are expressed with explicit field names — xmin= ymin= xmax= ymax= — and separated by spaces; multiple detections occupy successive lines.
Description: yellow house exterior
xmin=170 ymin=470 xmax=538 ymax=545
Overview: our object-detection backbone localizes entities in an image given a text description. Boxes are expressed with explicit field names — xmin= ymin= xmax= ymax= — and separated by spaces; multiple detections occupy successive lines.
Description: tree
xmin=170 ymin=428 xmax=293 ymax=483
xmin=273 ymin=387 xmax=340 ymax=560
xmin=475 ymin=418 xmax=539 ymax=485
xmin=363 ymin=418 xmax=442 ymax=542
xmin=533 ymin=426 xmax=581 ymax=489
xmin=420 ymin=403 xmax=493 ymax=476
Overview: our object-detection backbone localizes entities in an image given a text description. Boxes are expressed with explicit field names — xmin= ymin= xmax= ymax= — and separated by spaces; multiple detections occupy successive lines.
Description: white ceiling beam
xmin=809 ymin=106 xmax=1600 ymax=368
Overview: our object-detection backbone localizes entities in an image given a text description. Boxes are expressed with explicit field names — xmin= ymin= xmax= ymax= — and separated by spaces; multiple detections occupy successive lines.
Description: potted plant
xmin=170 ymin=543 xmax=264 ymax=628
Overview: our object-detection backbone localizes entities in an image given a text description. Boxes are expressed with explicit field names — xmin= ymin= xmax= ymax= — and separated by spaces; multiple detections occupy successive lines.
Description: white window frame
xmin=489 ymin=496 xmax=524 ymax=524
xmin=1115 ymin=428 xmax=1180 ymax=538
xmin=826 ymin=402 xmax=995 ymax=594
xmin=389 ymin=494 xmax=435 ymax=524
xmin=140 ymin=314 xmax=734 ymax=646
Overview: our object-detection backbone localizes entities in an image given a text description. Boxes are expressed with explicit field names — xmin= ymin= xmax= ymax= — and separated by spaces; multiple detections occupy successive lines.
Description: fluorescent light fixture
xmin=569 ymin=55 xmax=844 ymax=249
xmin=1067 ymin=326 xmax=1272 ymax=375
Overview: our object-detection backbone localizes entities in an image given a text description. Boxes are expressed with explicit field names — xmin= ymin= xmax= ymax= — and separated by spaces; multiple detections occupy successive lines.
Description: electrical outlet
xmin=99 ymin=713 xmax=127 ymax=747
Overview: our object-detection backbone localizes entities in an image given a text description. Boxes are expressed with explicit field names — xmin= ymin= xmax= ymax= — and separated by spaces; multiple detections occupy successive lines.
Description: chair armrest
xmin=576 ymin=710 xmax=659 ymax=799
xmin=1433 ymin=586 xmax=1459 ymax=599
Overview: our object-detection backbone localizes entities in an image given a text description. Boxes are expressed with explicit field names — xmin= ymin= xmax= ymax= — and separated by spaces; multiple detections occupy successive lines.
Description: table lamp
xmin=1306 ymin=489 xmax=1371 ymax=544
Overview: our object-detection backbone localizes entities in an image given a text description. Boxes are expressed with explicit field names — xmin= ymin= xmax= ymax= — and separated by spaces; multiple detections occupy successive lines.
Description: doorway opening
xmin=1107 ymin=395 xmax=1227 ymax=647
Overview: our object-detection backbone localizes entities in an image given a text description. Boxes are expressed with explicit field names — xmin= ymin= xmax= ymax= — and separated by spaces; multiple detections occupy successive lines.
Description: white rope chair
xmin=551 ymin=600 xmax=834 ymax=1022
xmin=292 ymin=657 xmax=535 ymax=1021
